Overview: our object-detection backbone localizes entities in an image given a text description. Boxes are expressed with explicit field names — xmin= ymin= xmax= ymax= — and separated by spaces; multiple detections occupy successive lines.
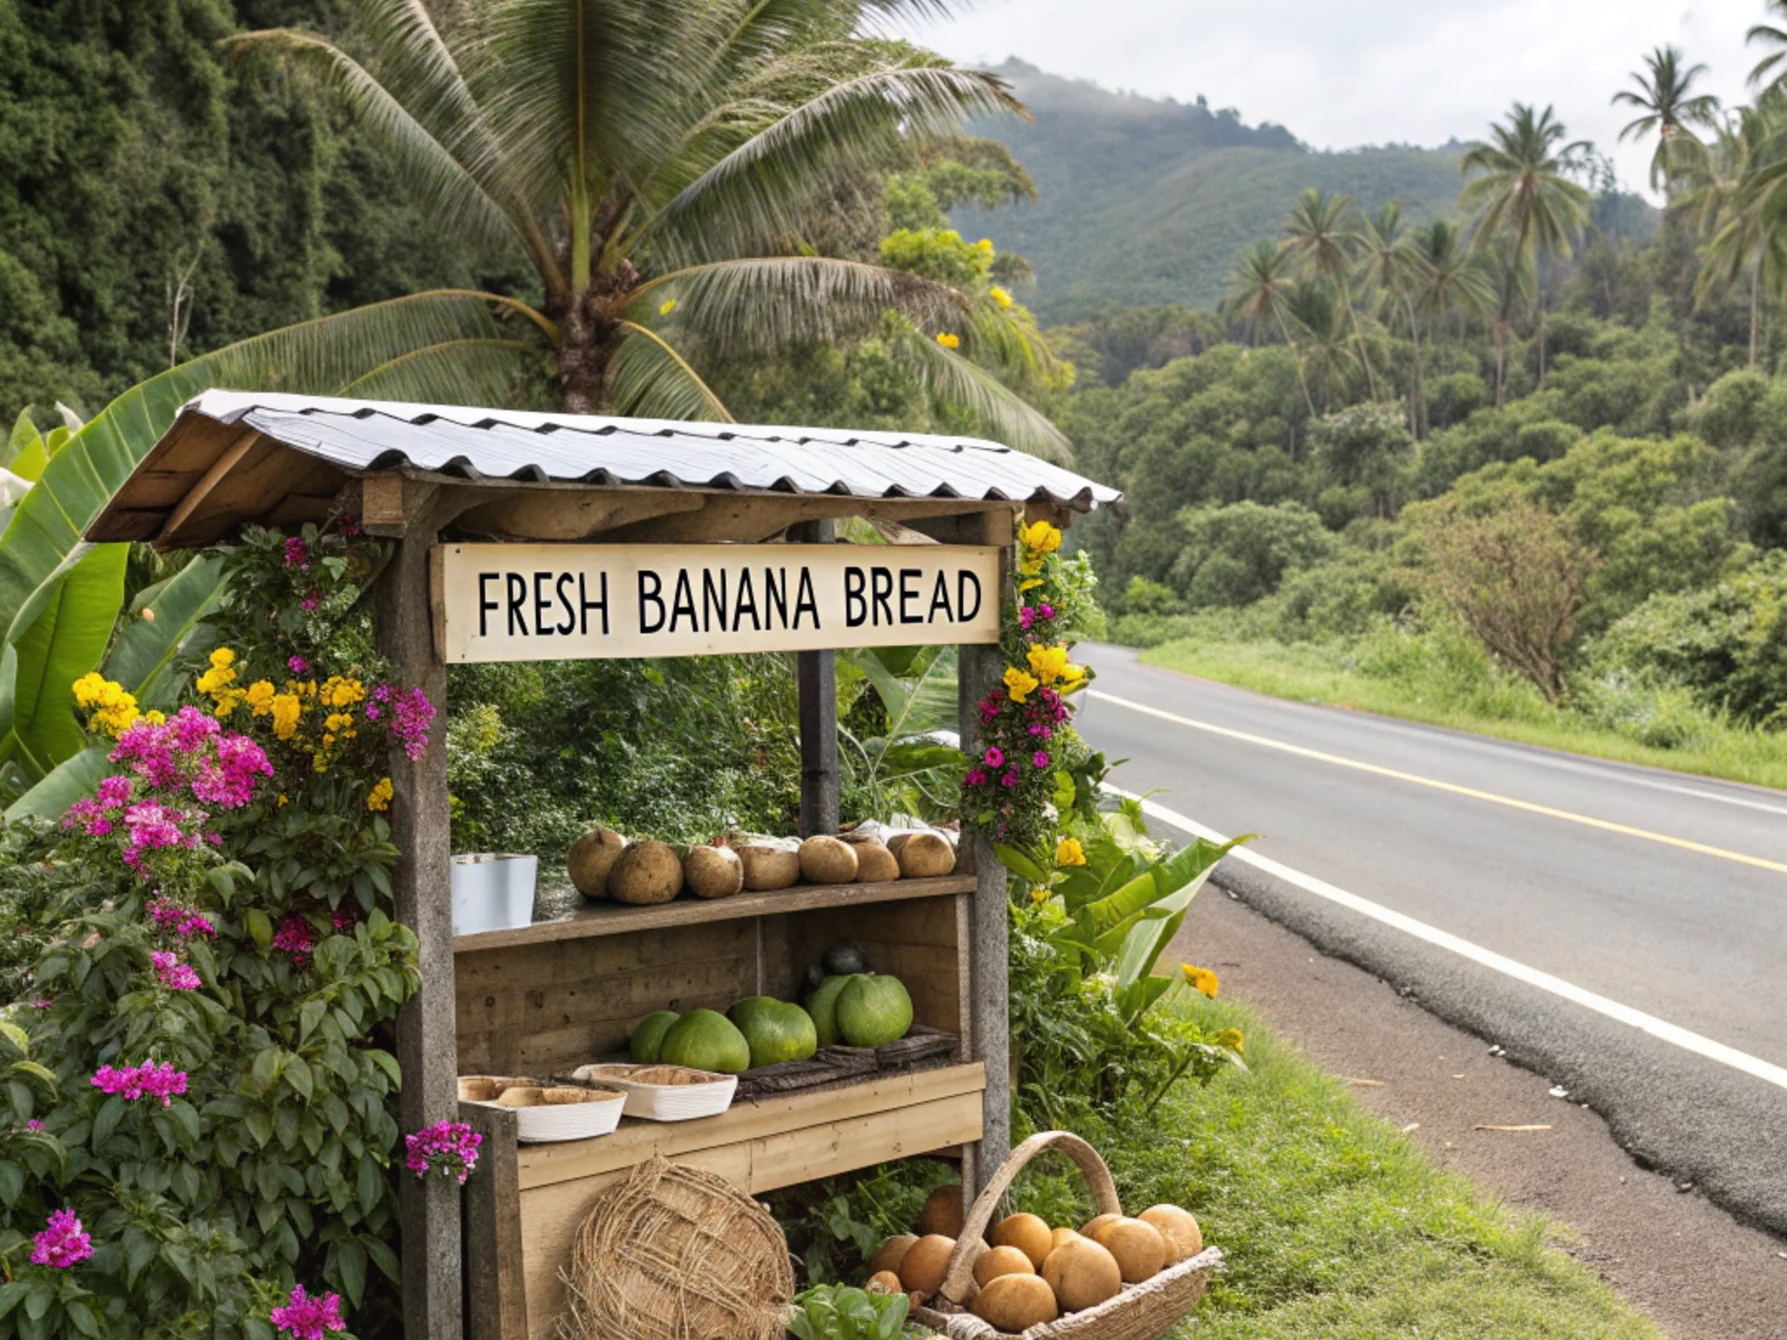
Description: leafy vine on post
xmin=0 ymin=515 xmax=453 ymax=1339
xmin=962 ymin=518 xmax=1249 ymax=1128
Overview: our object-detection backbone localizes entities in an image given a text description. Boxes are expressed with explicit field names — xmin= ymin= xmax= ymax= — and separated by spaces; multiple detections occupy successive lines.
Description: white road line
xmin=1109 ymin=786 xmax=1787 ymax=1093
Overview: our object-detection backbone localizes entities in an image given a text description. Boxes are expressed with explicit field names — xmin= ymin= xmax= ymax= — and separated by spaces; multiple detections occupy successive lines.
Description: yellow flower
xmin=1029 ymin=885 xmax=1049 ymax=904
xmin=71 ymin=673 xmax=107 ymax=708
xmin=1018 ymin=578 xmax=1044 ymax=592
xmin=1003 ymin=665 xmax=1040 ymax=703
xmin=1182 ymin=964 xmax=1219 ymax=999
xmin=320 ymin=676 xmax=365 ymax=709
xmin=936 ymin=332 xmax=961 ymax=350
xmin=1213 ymin=1028 xmax=1245 ymax=1055
xmin=1055 ymin=837 xmax=1086 ymax=867
xmin=367 ymin=777 xmax=394 ymax=813
xmin=659 ymin=297 xmax=677 ymax=315
xmin=976 ymin=237 xmax=994 ymax=254
xmin=1019 ymin=519 xmax=1062 ymax=556
xmin=208 ymin=647 xmax=236 ymax=670
xmin=1057 ymin=663 xmax=1089 ymax=695
xmin=990 ymin=285 xmax=1013 ymax=309
xmin=245 ymin=680 xmax=277 ymax=715
xmin=1027 ymin=644 xmax=1069 ymax=685
xmin=194 ymin=667 xmax=231 ymax=696
xmin=270 ymin=694 xmax=302 ymax=741
xmin=143 ymin=710 xmax=165 ymax=725
xmin=74 ymin=673 xmax=144 ymax=738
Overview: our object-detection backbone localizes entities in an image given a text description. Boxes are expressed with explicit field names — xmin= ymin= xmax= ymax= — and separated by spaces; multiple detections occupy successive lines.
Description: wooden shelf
xmin=452 ymin=873 xmax=977 ymax=953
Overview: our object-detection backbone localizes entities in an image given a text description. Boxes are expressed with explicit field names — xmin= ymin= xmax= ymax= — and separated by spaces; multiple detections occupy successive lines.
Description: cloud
xmin=900 ymin=0 xmax=1770 ymax=199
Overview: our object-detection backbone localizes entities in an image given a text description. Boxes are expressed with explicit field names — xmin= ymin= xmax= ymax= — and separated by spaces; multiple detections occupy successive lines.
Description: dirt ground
xmin=1168 ymin=887 xmax=1787 ymax=1340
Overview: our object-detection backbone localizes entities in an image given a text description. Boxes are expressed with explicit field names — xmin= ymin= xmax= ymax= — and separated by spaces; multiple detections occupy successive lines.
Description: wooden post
xmin=955 ymin=510 xmax=1014 ymax=1192
xmin=792 ymin=519 xmax=839 ymax=838
xmin=460 ymin=1102 xmax=526 ymax=1340
xmin=373 ymin=478 xmax=464 ymax=1340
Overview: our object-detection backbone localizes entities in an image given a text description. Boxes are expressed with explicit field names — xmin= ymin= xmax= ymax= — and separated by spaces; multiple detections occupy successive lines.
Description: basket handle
xmin=937 ymin=1131 xmax=1123 ymax=1305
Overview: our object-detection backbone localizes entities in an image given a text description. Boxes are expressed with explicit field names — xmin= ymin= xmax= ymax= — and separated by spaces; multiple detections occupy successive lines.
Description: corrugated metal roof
xmin=184 ymin=389 xmax=1120 ymax=506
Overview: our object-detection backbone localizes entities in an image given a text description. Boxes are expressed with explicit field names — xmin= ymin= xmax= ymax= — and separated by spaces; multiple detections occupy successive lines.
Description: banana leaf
xmin=5 ymin=746 xmax=110 ymax=824
xmin=4 ymin=411 xmax=46 ymax=483
xmin=103 ymin=553 xmax=229 ymax=705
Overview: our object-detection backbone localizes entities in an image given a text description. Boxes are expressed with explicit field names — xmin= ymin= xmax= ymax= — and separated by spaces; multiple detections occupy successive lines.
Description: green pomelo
xmin=729 ymin=996 xmax=818 ymax=1068
xmin=805 ymin=974 xmax=856 ymax=1047
xmin=657 ymin=1008 xmax=751 ymax=1074
xmin=629 ymin=1010 xmax=680 ymax=1063
xmin=836 ymin=974 xmax=914 ymax=1047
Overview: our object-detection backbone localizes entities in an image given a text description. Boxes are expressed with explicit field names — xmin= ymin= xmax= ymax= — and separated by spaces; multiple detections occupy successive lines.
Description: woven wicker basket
xmin=912 ymin=1132 xmax=1222 ymax=1340
xmin=558 ymin=1156 xmax=793 ymax=1340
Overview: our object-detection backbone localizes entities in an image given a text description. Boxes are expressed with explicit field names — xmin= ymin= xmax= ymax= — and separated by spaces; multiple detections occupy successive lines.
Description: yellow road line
xmin=1089 ymin=689 xmax=1787 ymax=877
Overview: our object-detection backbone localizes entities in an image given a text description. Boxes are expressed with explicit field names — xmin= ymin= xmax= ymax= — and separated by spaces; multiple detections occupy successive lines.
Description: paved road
xmin=1081 ymin=644 xmax=1787 ymax=1236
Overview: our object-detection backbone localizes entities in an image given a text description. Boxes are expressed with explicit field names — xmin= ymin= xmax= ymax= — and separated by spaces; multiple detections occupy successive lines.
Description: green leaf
xmin=103 ymin=554 xmax=228 ymax=705
xmin=0 ymin=545 xmax=127 ymax=776
xmin=4 ymin=412 xmax=44 ymax=481
xmin=4 ymin=746 xmax=111 ymax=824
xmin=246 ymin=909 xmax=273 ymax=952
xmin=994 ymin=843 xmax=1049 ymax=885
xmin=334 ymin=1237 xmax=368 ymax=1307
xmin=91 ymin=1094 xmax=125 ymax=1147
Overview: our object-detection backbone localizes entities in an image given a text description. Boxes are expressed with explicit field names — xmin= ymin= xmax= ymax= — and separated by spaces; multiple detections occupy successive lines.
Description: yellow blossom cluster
xmin=1025 ymin=643 xmax=1087 ymax=696
xmin=72 ymin=673 xmax=148 ymax=737
xmin=366 ymin=777 xmax=394 ymax=812
xmin=1181 ymin=964 xmax=1220 ymax=999
xmin=989 ymin=285 xmax=1013 ymax=309
xmin=1003 ymin=665 xmax=1039 ymax=703
xmin=935 ymin=331 xmax=961 ymax=350
xmin=1055 ymin=836 xmax=1086 ymax=867
xmin=196 ymin=647 xmax=246 ymax=716
xmin=1017 ymin=519 xmax=1063 ymax=590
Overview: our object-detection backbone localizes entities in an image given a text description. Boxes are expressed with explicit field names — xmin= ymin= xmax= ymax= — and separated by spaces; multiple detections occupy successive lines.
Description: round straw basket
xmin=911 ymin=1131 xmax=1221 ymax=1340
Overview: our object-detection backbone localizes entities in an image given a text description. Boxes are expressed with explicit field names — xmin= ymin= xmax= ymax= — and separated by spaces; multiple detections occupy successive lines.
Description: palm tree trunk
xmin=1749 ymin=257 xmax=1761 ymax=369
xmin=1403 ymin=294 xmax=1426 ymax=439
xmin=1340 ymin=288 xmax=1378 ymax=399
xmin=1276 ymin=313 xmax=1318 ymax=422
xmin=1536 ymin=304 xmax=1548 ymax=390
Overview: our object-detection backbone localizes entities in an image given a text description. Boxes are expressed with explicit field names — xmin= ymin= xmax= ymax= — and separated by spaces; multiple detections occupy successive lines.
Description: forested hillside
xmin=954 ymin=60 xmax=1472 ymax=319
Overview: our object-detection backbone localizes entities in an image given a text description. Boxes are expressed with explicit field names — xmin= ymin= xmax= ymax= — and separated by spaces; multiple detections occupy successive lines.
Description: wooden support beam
xmin=460 ymin=1102 xmax=527 ymax=1340
xmin=156 ymin=429 xmax=260 ymax=544
xmin=791 ymin=519 xmax=839 ymax=838
xmin=375 ymin=483 xmax=465 ymax=1340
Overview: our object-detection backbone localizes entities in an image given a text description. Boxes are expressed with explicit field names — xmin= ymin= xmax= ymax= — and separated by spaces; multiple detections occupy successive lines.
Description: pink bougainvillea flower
xmin=1032 ymin=751 xmax=1050 ymax=769
xmin=272 ymin=916 xmax=314 ymax=967
xmin=30 ymin=1209 xmax=92 ymax=1268
xmin=983 ymin=746 xmax=1005 ymax=769
xmin=270 ymin=1285 xmax=346 ymax=1339
xmin=405 ymin=1120 xmax=483 ymax=1185
xmin=91 ymin=1060 xmax=188 ymax=1107
xmin=963 ymin=768 xmax=988 ymax=788
xmin=151 ymin=951 xmax=202 ymax=992
xmin=25 ymin=1119 xmax=43 ymax=1132
xmin=288 ymin=655 xmax=311 ymax=676
xmin=1000 ymin=769 xmax=1020 ymax=788
xmin=147 ymin=898 xmax=217 ymax=939
xmin=283 ymin=536 xmax=310 ymax=571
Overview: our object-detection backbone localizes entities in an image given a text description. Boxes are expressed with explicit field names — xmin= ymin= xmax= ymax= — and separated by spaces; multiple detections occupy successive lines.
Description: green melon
xmin=657 ymin=1008 xmax=751 ymax=1074
xmin=629 ymin=1010 xmax=681 ymax=1062
xmin=805 ymin=974 xmax=856 ymax=1048
xmin=727 ymin=996 xmax=818 ymax=1068
xmin=836 ymin=974 xmax=914 ymax=1047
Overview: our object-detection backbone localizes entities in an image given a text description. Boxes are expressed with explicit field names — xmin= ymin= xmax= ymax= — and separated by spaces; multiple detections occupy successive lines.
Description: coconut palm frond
xmin=335 ymin=337 xmax=535 ymax=405
xmin=609 ymin=324 xmax=737 ymax=422
xmin=899 ymin=325 xmax=1072 ymax=463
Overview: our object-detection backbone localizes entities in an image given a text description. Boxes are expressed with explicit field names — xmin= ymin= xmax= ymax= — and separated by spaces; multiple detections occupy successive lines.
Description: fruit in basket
xmin=1139 ymin=1204 xmax=1203 ymax=1265
xmin=737 ymin=838 xmax=801 ymax=891
xmin=1050 ymin=1227 xmax=1081 ymax=1252
xmin=821 ymin=941 xmax=868 ymax=977
xmin=852 ymin=840 xmax=900 ymax=883
xmin=805 ymin=974 xmax=854 ymax=1047
xmin=799 ymin=835 xmax=858 ymax=885
xmin=896 ymin=1234 xmax=955 ymax=1295
xmin=972 ymin=1244 xmax=1035 ymax=1288
xmin=865 ymin=1270 xmax=903 ymax=1295
xmin=725 ymin=996 xmax=818 ymax=1068
xmin=567 ymin=826 xmax=627 ymax=900
xmin=917 ymin=1183 xmax=965 ymax=1238
xmin=1042 ymin=1235 xmax=1122 ymax=1312
xmin=891 ymin=831 xmax=955 ymax=878
xmin=868 ymin=1234 xmax=918 ymax=1277
xmin=1080 ymin=1213 xmax=1120 ymax=1241
xmin=991 ymin=1213 xmax=1052 ymax=1268
xmin=684 ymin=844 xmax=744 ymax=899
xmin=608 ymin=840 xmax=684 ymax=905
xmin=972 ymin=1273 xmax=1058 ymax=1330
xmin=629 ymin=1010 xmax=680 ymax=1063
xmin=835 ymin=974 xmax=913 ymax=1047
xmin=657 ymin=1009 xmax=750 ymax=1074
xmin=1092 ymin=1217 xmax=1166 ymax=1283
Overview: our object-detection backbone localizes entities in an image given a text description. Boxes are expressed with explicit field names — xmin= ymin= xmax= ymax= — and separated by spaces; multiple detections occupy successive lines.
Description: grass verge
xmin=1104 ymin=995 xmax=1665 ymax=1339
xmin=1139 ymin=635 xmax=1787 ymax=794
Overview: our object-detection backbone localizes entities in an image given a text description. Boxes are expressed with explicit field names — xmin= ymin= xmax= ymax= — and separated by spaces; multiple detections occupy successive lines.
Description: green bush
xmin=1690 ymin=369 xmax=1773 ymax=449
xmin=1170 ymin=502 xmax=1336 ymax=609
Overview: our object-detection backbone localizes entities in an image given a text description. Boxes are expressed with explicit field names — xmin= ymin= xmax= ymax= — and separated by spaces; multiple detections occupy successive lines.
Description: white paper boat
xmin=568 ymin=1063 xmax=738 ymax=1121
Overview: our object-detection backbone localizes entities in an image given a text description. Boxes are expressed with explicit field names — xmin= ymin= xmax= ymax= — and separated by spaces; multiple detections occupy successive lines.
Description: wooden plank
xmin=451 ymin=875 xmax=976 ymax=953
xmin=793 ymin=517 xmax=839 ymax=839
xmin=375 ymin=488 xmax=464 ymax=1340
xmin=460 ymin=1102 xmax=527 ymax=1340
xmin=455 ymin=488 xmax=706 ymax=541
xmin=156 ymin=428 xmax=259 ymax=543
xmin=362 ymin=472 xmax=407 ymax=532
xmin=514 ymin=1087 xmax=985 ymax=1339
xmin=515 ymin=1062 xmax=985 ymax=1190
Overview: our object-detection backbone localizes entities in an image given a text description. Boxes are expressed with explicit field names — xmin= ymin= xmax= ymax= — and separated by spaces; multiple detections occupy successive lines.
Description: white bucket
xmin=450 ymin=853 xmax=538 ymax=936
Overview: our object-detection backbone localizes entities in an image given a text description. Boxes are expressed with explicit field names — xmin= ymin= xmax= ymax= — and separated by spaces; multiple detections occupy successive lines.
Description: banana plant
xmin=836 ymin=644 xmax=965 ymax=821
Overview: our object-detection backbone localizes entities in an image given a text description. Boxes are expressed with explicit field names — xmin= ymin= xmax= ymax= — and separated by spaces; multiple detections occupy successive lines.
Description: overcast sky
xmin=901 ymin=0 xmax=1775 ymax=199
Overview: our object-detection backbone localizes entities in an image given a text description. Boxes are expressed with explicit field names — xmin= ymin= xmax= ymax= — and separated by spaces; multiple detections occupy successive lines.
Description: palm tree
xmin=1224 ymin=239 xmax=1317 ymax=419
xmin=223 ymin=0 xmax=1068 ymax=455
xmin=1283 ymin=283 xmax=1357 ymax=410
xmin=1353 ymin=203 xmax=1431 ymax=435
xmin=1612 ymin=45 xmax=1719 ymax=195
xmin=1748 ymin=1 xmax=1787 ymax=89
xmin=1281 ymin=188 xmax=1378 ymax=398
xmin=1682 ymin=97 xmax=1787 ymax=365
xmin=1460 ymin=103 xmax=1592 ymax=403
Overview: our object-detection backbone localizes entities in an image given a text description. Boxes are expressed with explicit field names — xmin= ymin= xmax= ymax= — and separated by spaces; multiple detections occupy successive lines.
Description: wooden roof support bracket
xmin=156 ymin=428 xmax=261 ymax=545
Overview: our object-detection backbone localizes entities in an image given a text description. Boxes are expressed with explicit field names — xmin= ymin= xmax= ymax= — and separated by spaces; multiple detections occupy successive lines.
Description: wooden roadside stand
xmin=88 ymin=391 xmax=1123 ymax=1340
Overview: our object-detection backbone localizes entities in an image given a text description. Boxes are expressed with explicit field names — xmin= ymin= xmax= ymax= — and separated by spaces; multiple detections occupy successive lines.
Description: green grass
xmin=1063 ymin=996 xmax=1666 ymax=1339
xmin=1139 ymin=634 xmax=1787 ymax=794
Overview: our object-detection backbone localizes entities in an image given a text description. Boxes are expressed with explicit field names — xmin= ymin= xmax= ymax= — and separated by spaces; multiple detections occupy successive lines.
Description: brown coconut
xmin=991 ymin=1212 xmax=1053 ymax=1268
xmin=607 ymin=840 xmax=684 ymax=905
xmin=895 ymin=831 xmax=955 ymax=878
xmin=1080 ymin=1213 xmax=1121 ymax=1242
xmin=897 ymin=1234 xmax=955 ymax=1296
xmin=917 ymin=1183 xmax=966 ymax=1239
xmin=566 ymin=826 xmax=626 ymax=899
xmin=1139 ymin=1204 xmax=1203 ymax=1265
xmin=852 ymin=840 xmax=900 ymax=883
xmin=799 ymin=835 xmax=858 ymax=885
xmin=1097 ymin=1217 xmax=1166 ymax=1283
xmin=684 ymin=844 xmax=744 ymax=899
xmin=972 ymin=1244 xmax=1036 ymax=1289
xmin=737 ymin=840 xmax=801 ymax=891
xmin=868 ymin=1234 xmax=918 ymax=1278
xmin=1050 ymin=1226 xmax=1082 ymax=1253
xmin=1042 ymin=1236 xmax=1122 ymax=1312
xmin=972 ymin=1273 xmax=1058 ymax=1331
xmin=865 ymin=1270 xmax=903 ymax=1296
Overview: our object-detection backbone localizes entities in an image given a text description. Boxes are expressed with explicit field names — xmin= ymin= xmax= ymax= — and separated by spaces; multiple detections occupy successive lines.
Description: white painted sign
xmin=434 ymin=543 xmax=1001 ymax=662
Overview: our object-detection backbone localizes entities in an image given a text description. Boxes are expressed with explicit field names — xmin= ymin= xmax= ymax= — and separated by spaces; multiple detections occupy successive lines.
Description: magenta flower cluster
xmin=30 ymin=1208 xmax=92 ymax=1268
xmin=270 ymin=1285 xmax=346 ymax=1339
xmin=283 ymin=536 xmax=310 ymax=571
xmin=1017 ymin=602 xmax=1056 ymax=632
xmin=92 ymin=1060 xmax=188 ymax=1107
xmin=272 ymin=916 xmax=314 ymax=967
xmin=405 ymin=1119 xmax=483 ymax=1185
xmin=147 ymin=897 xmax=216 ymax=939
xmin=368 ymin=684 xmax=436 ymax=761
xmin=151 ymin=951 xmax=202 ymax=992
